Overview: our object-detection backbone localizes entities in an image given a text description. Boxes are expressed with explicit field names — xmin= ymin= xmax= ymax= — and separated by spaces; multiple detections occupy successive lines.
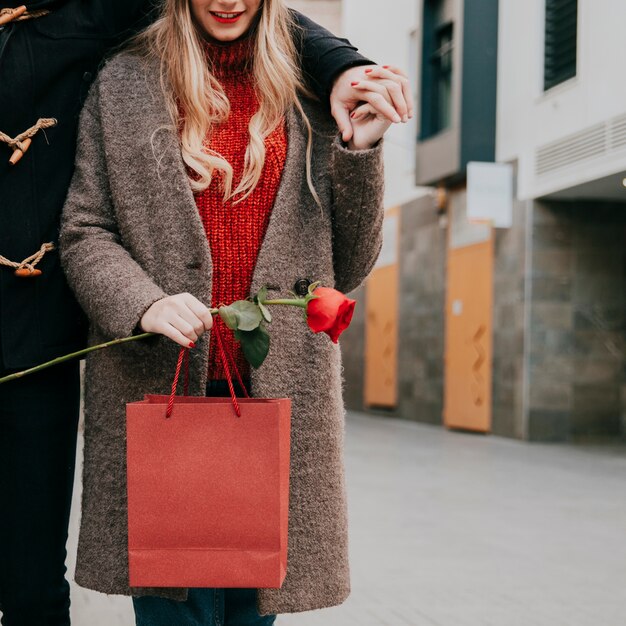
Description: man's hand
xmin=330 ymin=65 xmax=413 ymax=143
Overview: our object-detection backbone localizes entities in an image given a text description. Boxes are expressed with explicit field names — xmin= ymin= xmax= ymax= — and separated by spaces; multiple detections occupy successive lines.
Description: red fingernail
xmin=364 ymin=69 xmax=373 ymax=74
xmin=383 ymin=65 xmax=390 ymax=69
xmin=351 ymin=81 xmax=359 ymax=86
xmin=189 ymin=342 xmax=196 ymax=349
xmin=350 ymin=112 xmax=356 ymax=118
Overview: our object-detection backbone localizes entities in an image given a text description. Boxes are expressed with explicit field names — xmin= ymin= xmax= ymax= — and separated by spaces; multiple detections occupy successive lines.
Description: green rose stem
xmin=262 ymin=299 xmax=307 ymax=308
xmin=0 ymin=333 xmax=157 ymax=384
xmin=0 ymin=298 xmax=310 ymax=385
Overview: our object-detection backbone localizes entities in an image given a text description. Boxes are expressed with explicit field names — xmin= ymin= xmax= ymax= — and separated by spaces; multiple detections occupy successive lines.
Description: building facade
xmin=342 ymin=0 xmax=626 ymax=441
xmin=496 ymin=0 xmax=626 ymax=440
xmin=288 ymin=0 xmax=342 ymax=34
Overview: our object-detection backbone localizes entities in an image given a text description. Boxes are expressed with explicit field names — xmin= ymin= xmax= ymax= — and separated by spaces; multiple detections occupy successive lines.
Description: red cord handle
xmin=216 ymin=324 xmax=250 ymax=400
xmin=165 ymin=323 xmax=249 ymax=418
xmin=166 ymin=348 xmax=189 ymax=418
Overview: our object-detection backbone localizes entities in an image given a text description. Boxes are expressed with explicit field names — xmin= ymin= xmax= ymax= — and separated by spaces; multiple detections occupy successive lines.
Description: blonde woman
xmin=60 ymin=0 xmax=402 ymax=624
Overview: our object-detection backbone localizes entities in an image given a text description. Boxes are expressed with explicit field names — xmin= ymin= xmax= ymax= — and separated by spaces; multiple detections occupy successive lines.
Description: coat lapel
xmin=251 ymin=106 xmax=307 ymax=294
xmin=128 ymin=58 xmax=212 ymax=280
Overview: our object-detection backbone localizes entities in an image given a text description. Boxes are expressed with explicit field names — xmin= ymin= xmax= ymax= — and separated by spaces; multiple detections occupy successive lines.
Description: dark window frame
xmin=420 ymin=0 xmax=454 ymax=140
xmin=544 ymin=0 xmax=578 ymax=91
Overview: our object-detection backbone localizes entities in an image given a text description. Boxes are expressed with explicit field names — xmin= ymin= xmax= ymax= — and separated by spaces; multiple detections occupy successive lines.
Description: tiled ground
xmin=67 ymin=413 xmax=626 ymax=626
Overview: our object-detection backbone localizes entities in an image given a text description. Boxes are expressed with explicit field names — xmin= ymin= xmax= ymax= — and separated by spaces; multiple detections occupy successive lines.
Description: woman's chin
xmin=202 ymin=26 xmax=248 ymax=42
xmin=213 ymin=31 xmax=244 ymax=42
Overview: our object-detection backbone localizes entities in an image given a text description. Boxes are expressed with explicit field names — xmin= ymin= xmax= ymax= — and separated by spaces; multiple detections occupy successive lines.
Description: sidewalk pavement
xmin=68 ymin=412 xmax=626 ymax=626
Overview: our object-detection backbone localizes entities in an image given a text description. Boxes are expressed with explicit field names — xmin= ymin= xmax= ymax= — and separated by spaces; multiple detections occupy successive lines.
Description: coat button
xmin=293 ymin=278 xmax=311 ymax=297
xmin=82 ymin=71 xmax=93 ymax=82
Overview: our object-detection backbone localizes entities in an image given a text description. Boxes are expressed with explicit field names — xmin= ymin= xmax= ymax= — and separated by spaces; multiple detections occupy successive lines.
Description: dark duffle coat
xmin=59 ymin=52 xmax=384 ymax=615
xmin=0 ymin=0 xmax=151 ymax=369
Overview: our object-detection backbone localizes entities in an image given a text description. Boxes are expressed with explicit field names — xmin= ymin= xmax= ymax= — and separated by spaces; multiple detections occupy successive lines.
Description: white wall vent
xmin=535 ymin=123 xmax=607 ymax=176
xmin=609 ymin=114 xmax=626 ymax=151
xmin=535 ymin=111 xmax=626 ymax=177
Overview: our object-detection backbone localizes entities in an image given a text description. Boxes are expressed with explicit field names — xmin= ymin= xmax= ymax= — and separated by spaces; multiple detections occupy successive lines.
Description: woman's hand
xmin=346 ymin=77 xmax=396 ymax=150
xmin=140 ymin=293 xmax=213 ymax=348
xmin=330 ymin=64 xmax=413 ymax=143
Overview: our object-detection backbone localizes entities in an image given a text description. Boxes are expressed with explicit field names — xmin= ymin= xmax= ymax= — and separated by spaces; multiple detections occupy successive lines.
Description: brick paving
xmin=66 ymin=413 xmax=626 ymax=626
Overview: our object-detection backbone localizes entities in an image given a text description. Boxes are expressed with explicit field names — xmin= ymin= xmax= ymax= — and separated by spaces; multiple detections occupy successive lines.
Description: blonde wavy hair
xmin=130 ymin=0 xmax=317 ymax=202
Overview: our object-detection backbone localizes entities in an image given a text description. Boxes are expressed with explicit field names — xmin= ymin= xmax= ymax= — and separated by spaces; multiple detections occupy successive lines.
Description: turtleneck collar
xmin=202 ymin=36 xmax=254 ymax=79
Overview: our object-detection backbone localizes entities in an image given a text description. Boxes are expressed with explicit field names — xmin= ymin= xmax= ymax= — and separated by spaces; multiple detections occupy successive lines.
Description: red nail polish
xmin=383 ymin=65 xmax=390 ymax=69
xmin=189 ymin=342 xmax=196 ymax=349
xmin=351 ymin=81 xmax=359 ymax=86
xmin=350 ymin=112 xmax=356 ymax=118
xmin=364 ymin=69 xmax=373 ymax=74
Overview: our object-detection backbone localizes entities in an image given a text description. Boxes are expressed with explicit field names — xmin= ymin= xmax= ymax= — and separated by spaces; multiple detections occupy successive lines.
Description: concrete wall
xmin=496 ymin=0 xmax=626 ymax=199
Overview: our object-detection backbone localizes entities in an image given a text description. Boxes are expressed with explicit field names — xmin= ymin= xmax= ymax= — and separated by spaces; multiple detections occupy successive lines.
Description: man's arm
xmin=291 ymin=10 xmax=373 ymax=101
xmin=106 ymin=4 xmax=368 ymax=96
xmin=104 ymin=0 xmax=160 ymax=42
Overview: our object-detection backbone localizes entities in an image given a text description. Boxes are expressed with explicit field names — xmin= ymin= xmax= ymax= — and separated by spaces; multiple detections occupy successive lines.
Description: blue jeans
xmin=133 ymin=588 xmax=276 ymax=626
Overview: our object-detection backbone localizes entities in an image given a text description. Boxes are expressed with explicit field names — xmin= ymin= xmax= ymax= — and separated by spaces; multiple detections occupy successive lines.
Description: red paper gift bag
xmin=126 ymin=344 xmax=291 ymax=589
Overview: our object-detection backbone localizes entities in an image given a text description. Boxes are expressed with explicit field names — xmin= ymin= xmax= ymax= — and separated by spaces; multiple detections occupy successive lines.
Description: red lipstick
xmin=210 ymin=11 xmax=244 ymax=24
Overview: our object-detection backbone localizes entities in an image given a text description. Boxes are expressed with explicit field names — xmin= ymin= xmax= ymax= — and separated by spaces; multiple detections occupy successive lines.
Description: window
xmin=420 ymin=0 xmax=454 ymax=139
xmin=544 ymin=0 xmax=578 ymax=91
xmin=432 ymin=23 xmax=453 ymax=133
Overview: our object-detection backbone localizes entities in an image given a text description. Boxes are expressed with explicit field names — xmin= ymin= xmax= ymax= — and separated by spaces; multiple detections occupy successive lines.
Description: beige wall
xmin=287 ymin=0 xmax=342 ymax=35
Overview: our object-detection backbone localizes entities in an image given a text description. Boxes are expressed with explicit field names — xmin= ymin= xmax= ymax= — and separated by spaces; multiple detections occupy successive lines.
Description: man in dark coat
xmin=0 ymin=2 xmax=393 ymax=624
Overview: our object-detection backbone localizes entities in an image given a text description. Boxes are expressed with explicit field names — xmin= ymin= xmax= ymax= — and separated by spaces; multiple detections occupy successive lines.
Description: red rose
xmin=306 ymin=287 xmax=356 ymax=343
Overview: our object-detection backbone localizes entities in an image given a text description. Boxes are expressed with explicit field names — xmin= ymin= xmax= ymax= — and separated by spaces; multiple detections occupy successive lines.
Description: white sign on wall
xmin=467 ymin=162 xmax=514 ymax=228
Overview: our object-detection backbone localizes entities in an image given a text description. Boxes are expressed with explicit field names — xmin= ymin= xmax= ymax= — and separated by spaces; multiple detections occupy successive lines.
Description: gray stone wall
xmin=527 ymin=200 xmax=626 ymax=441
xmin=341 ymin=284 xmax=366 ymax=411
xmin=492 ymin=195 xmax=530 ymax=439
xmin=397 ymin=195 xmax=447 ymax=424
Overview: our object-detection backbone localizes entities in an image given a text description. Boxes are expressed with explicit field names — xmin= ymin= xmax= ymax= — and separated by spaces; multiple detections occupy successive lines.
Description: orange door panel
xmin=444 ymin=240 xmax=493 ymax=432
xmin=364 ymin=208 xmax=399 ymax=408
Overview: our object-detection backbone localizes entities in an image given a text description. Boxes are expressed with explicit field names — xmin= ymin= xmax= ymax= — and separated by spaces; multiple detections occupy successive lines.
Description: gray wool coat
xmin=60 ymin=52 xmax=384 ymax=616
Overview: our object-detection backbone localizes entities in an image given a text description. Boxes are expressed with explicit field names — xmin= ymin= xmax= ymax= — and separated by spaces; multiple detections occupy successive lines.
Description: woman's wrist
xmin=346 ymin=138 xmax=380 ymax=151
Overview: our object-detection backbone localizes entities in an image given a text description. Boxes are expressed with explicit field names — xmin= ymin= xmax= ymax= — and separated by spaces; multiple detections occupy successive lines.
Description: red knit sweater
xmin=194 ymin=38 xmax=288 ymax=380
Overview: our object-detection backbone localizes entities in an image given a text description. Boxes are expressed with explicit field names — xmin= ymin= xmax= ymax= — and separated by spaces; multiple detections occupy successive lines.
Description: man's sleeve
xmin=103 ymin=0 xmax=160 ymax=42
xmin=292 ymin=10 xmax=374 ymax=101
